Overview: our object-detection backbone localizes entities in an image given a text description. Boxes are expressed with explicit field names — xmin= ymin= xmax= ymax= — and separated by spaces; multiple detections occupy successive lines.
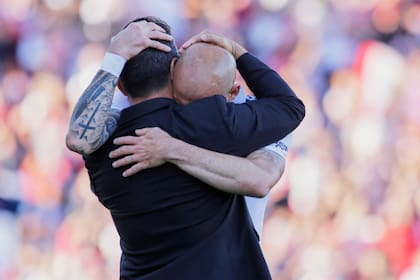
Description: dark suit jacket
xmin=84 ymin=53 xmax=305 ymax=279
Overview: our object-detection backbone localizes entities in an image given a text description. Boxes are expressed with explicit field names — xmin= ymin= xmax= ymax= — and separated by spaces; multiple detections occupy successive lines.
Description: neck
xmin=129 ymin=86 xmax=173 ymax=105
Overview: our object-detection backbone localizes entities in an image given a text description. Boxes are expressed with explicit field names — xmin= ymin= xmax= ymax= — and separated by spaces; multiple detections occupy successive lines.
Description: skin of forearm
xmin=165 ymin=138 xmax=285 ymax=197
xmin=245 ymin=149 xmax=285 ymax=193
xmin=66 ymin=70 xmax=120 ymax=154
xmin=231 ymin=42 xmax=247 ymax=60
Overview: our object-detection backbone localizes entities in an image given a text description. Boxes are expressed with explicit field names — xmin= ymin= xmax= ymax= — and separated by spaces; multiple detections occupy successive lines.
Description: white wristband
xmin=264 ymin=140 xmax=289 ymax=159
xmin=100 ymin=52 xmax=127 ymax=77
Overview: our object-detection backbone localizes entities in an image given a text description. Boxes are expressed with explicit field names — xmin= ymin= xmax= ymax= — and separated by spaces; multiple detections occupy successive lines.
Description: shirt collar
xmin=119 ymin=98 xmax=174 ymax=125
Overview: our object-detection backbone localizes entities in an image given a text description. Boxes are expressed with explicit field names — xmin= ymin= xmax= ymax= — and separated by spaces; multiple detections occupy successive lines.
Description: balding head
xmin=172 ymin=43 xmax=237 ymax=104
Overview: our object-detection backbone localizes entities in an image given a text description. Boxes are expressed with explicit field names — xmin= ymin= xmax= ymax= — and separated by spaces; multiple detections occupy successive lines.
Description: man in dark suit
xmin=66 ymin=17 xmax=304 ymax=279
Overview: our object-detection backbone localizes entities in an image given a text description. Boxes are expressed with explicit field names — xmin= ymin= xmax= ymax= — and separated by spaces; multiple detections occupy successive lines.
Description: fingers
xmin=109 ymin=144 xmax=137 ymax=158
xmin=180 ymin=34 xmax=204 ymax=51
xmin=147 ymin=30 xmax=173 ymax=52
xmin=146 ymin=22 xmax=166 ymax=33
xmin=149 ymin=30 xmax=173 ymax=42
xmin=129 ymin=21 xmax=165 ymax=34
xmin=141 ymin=22 xmax=173 ymax=52
xmin=113 ymin=136 xmax=140 ymax=146
xmin=134 ymin=127 xmax=165 ymax=136
xmin=112 ymin=154 xmax=140 ymax=168
xmin=180 ymin=31 xmax=230 ymax=53
xmin=180 ymin=32 xmax=210 ymax=50
xmin=147 ymin=39 xmax=171 ymax=52
xmin=126 ymin=21 xmax=173 ymax=52
xmin=122 ymin=162 xmax=147 ymax=177
xmin=110 ymin=129 xmax=154 ymax=159
xmin=135 ymin=128 xmax=151 ymax=136
xmin=200 ymin=33 xmax=230 ymax=50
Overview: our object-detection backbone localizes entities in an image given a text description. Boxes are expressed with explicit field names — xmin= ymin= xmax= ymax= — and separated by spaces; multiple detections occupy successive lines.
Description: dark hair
xmin=119 ymin=16 xmax=178 ymax=98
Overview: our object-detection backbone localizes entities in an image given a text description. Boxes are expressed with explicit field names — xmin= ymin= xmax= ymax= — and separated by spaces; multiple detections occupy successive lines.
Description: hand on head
xmin=173 ymin=42 xmax=238 ymax=104
xmin=108 ymin=20 xmax=173 ymax=60
xmin=180 ymin=30 xmax=247 ymax=59
xmin=107 ymin=27 xmax=247 ymax=177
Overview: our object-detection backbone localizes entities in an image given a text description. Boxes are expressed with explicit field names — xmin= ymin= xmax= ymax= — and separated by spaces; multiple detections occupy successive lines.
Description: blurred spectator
xmin=0 ymin=0 xmax=419 ymax=279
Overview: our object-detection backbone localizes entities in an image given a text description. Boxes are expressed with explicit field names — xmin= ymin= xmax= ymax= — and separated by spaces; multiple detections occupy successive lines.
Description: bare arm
xmin=65 ymin=21 xmax=173 ymax=154
xmin=109 ymin=128 xmax=285 ymax=197
xmin=168 ymin=144 xmax=285 ymax=197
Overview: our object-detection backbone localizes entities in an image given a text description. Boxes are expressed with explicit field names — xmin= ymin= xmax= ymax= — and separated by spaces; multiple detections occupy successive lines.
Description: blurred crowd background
xmin=0 ymin=0 xmax=419 ymax=279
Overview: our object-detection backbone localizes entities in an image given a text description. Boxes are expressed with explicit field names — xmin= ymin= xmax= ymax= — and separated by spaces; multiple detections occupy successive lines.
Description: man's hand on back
xmin=108 ymin=21 xmax=173 ymax=60
xmin=109 ymin=128 xmax=174 ymax=177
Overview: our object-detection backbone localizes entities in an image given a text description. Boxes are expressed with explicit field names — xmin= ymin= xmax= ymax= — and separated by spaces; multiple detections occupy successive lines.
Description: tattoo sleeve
xmin=67 ymin=70 xmax=121 ymax=154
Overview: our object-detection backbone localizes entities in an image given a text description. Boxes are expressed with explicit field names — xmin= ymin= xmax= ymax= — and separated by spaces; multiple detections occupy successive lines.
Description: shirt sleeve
xmin=264 ymin=133 xmax=292 ymax=159
xmin=233 ymin=88 xmax=292 ymax=159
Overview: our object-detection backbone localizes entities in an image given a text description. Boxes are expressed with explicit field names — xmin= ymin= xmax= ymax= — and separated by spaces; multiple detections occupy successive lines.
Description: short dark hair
xmin=119 ymin=16 xmax=178 ymax=98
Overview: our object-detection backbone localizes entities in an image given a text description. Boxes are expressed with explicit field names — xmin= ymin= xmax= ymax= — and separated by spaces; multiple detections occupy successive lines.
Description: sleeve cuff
xmin=236 ymin=52 xmax=251 ymax=65
xmin=100 ymin=52 xmax=127 ymax=77
xmin=263 ymin=139 xmax=289 ymax=159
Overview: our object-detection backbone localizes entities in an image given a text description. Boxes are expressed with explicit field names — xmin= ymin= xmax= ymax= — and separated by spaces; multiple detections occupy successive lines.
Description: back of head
xmin=173 ymin=43 xmax=236 ymax=104
xmin=119 ymin=16 xmax=178 ymax=98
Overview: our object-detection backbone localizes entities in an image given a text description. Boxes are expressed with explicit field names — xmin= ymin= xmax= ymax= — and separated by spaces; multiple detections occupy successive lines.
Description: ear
xmin=117 ymin=80 xmax=128 ymax=96
xmin=226 ymin=83 xmax=241 ymax=102
xmin=170 ymin=57 xmax=178 ymax=81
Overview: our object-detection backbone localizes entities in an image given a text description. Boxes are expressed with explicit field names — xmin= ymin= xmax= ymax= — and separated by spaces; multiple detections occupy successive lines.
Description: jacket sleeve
xmin=173 ymin=53 xmax=305 ymax=157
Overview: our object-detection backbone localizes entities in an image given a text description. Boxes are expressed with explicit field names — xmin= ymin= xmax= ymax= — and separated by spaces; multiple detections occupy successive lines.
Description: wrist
xmin=100 ymin=52 xmax=127 ymax=77
xmin=232 ymin=43 xmax=247 ymax=59
xmin=164 ymin=138 xmax=188 ymax=163
xmin=108 ymin=43 xmax=130 ymax=60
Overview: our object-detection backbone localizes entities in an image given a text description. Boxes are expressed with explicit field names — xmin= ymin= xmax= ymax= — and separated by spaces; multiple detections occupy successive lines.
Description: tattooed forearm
xmin=90 ymin=108 xmax=120 ymax=148
xmin=78 ymin=102 xmax=101 ymax=139
xmin=70 ymin=70 xmax=117 ymax=122
xmin=66 ymin=70 xmax=121 ymax=155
